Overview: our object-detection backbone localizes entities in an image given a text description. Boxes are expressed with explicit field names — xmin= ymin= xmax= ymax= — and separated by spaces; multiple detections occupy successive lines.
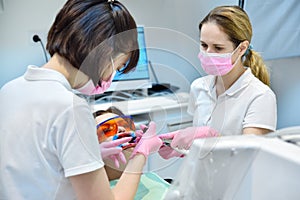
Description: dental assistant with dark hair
xmin=188 ymin=5 xmax=277 ymax=136
xmin=0 ymin=0 xmax=162 ymax=199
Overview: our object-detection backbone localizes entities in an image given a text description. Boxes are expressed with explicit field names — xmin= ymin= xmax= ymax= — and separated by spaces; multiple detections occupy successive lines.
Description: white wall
xmin=1 ymin=0 xmax=298 ymax=128
xmin=120 ymin=0 xmax=238 ymax=91
xmin=267 ymin=56 xmax=300 ymax=129
xmin=0 ymin=0 xmax=65 ymax=87
xmin=244 ymin=0 xmax=300 ymax=60
xmin=0 ymin=0 xmax=237 ymax=91
xmin=243 ymin=0 xmax=300 ymax=128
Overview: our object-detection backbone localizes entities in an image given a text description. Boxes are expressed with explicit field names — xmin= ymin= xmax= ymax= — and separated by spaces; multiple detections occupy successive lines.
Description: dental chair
xmin=164 ymin=128 xmax=300 ymax=200
xmin=266 ymin=126 xmax=300 ymax=146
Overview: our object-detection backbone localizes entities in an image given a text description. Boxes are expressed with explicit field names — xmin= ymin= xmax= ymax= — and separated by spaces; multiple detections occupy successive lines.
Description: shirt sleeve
xmin=243 ymin=90 xmax=277 ymax=131
xmin=54 ymin=96 xmax=104 ymax=177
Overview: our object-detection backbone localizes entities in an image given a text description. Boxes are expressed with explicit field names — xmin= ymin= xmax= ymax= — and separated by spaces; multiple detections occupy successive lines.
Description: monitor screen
xmin=105 ymin=26 xmax=151 ymax=92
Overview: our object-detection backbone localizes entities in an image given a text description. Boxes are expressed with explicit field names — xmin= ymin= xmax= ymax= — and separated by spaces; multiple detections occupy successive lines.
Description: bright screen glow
xmin=106 ymin=26 xmax=151 ymax=92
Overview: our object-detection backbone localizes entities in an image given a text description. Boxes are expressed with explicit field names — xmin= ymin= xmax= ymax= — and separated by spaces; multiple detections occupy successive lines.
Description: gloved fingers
xmin=135 ymin=124 xmax=150 ymax=142
xmin=108 ymin=152 xmax=127 ymax=169
xmin=158 ymin=146 xmax=169 ymax=159
xmin=207 ymin=127 xmax=219 ymax=137
xmin=133 ymin=124 xmax=148 ymax=140
xmin=139 ymin=124 xmax=148 ymax=132
xmin=110 ymin=155 xmax=120 ymax=169
xmin=173 ymin=137 xmax=193 ymax=150
xmin=158 ymin=145 xmax=183 ymax=159
xmin=170 ymin=138 xmax=179 ymax=149
xmin=176 ymin=144 xmax=190 ymax=150
xmin=158 ymin=145 xmax=172 ymax=154
xmin=129 ymin=122 xmax=163 ymax=159
xmin=134 ymin=136 xmax=141 ymax=144
xmin=176 ymin=138 xmax=191 ymax=149
xmin=158 ymin=131 xmax=176 ymax=140
xmin=142 ymin=121 xmax=156 ymax=137
xmin=171 ymin=137 xmax=192 ymax=150
xmin=99 ymin=145 xmax=122 ymax=159
xmin=102 ymin=137 xmax=132 ymax=148
xmin=135 ymin=129 xmax=144 ymax=138
xmin=170 ymin=149 xmax=184 ymax=158
xmin=118 ymin=152 xmax=127 ymax=165
xmin=170 ymin=127 xmax=197 ymax=149
xmin=105 ymin=146 xmax=123 ymax=155
xmin=193 ymin=126 xmax=219 ymax=138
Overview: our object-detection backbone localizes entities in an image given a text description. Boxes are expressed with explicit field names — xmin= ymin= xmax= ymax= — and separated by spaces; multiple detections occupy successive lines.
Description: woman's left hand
xmin=99 ymin=137 xmax=132 ymax=168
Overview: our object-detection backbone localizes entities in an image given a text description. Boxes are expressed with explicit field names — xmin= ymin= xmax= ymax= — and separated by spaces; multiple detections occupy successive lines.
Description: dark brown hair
xmin=46 ymin=0 xmax=139 ymax=85
xmin=199 ymin=5 xmax=270 ymax=86
xmin=93 ymin=106 xmax=133 ymax=128
xmin=93 ymin=106 xmax=125 ymax=118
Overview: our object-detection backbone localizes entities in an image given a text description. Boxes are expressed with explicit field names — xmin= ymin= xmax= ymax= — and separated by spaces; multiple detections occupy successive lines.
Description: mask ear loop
xmin=243 ymin=44 xmax=253 ymax=57
xmin=98 ymin=57 xmax=115 ymax=86
xmin=231 ymin=44 xmax=244 ymax=66
xmin=111 ymin=57 xmax=115 ymax=71
xmin=96 ymin=1 xmax=117 ymax=86
xmin=240 ymin=43 xmax=253 ymax=64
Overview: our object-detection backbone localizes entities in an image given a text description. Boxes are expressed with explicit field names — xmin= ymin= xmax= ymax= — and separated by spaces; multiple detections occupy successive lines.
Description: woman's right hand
xmin=130 ymin=121 xmax=162 ymax=159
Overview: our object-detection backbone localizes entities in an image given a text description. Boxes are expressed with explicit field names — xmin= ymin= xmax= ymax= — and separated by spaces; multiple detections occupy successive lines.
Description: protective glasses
xmin=96 ymin=115 xmax=136 ymax=143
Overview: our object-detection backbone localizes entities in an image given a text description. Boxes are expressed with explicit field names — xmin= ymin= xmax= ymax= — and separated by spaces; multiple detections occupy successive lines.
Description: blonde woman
xmin=188 ymin=5 xmax=277 ymax=136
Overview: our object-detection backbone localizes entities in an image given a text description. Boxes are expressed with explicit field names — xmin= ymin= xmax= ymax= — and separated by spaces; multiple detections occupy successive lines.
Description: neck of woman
xmin=216 ymin=63 xmax=246 ymax=96
xmin=41 ymin=53 xmax=89 ymax=89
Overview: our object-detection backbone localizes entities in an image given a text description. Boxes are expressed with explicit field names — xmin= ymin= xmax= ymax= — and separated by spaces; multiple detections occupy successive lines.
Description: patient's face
xmin=95 ymin=112 xmax=135 ymax=180
xmin=95 ymin=113 xmax=118 ymax=141
xmin=95 ymin=113 xmax=136 ymax=149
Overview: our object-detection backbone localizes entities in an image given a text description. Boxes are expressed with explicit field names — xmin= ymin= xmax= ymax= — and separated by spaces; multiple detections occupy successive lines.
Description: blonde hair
xmin=199 ymin=5 xmax=270 ymax=86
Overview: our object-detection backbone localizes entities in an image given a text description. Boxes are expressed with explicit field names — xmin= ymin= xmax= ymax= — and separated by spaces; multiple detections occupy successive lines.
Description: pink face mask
xmin=198 ymin=47 xmax=239 ymax=76
xmin=76 ymin=71 xmax=116 ymax=95
xmin=76 ymin=58 xmax=116 ymax=95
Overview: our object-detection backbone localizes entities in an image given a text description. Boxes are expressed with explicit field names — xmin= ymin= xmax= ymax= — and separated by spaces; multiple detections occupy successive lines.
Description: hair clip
xmin=244 ymin=43 xmax=253 ymax=56
xmin=248 ymin=44 xmax=253 ymax=50
xmin=108 ymin=0 xmax=115 ymax=11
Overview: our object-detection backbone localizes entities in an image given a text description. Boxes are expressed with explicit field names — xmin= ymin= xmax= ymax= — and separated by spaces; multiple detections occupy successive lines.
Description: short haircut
xmin=46 ymin=0 xmax=139 ymax=86
xmin=93 ymin=106 xmax=125 ymax=118
xmin=93 ymin=106 xmax=133 ymax=129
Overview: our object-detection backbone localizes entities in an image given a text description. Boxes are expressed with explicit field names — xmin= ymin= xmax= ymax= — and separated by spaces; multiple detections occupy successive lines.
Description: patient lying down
xmin=94 ymin=106 xmax=138 ymax=180
xmin=93 ymin=106 xmax=170 ymax=200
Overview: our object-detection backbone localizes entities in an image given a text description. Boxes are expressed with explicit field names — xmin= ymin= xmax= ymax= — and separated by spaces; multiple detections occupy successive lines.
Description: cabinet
xmin=91 ymin=92 xmax=193 ymax=179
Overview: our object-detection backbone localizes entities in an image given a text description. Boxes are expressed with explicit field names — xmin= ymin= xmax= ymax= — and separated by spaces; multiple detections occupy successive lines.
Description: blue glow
xmin=113 ymin=27 xmax=149 ymax=81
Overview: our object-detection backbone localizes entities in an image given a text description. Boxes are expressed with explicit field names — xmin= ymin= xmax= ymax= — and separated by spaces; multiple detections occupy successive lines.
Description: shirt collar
xmin=24 ymin=65 xmax=72 ymax=91
xmin=200 ymin=75 xmax=217 ymax=99
xmin=225 ymin=68 xmax=253 ymax=96
xmin=208 ymin=68 xmax=254 ymax=97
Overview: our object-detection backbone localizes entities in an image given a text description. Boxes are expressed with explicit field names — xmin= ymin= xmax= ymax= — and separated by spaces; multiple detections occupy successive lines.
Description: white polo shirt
xmin=188 ymin=68 xmax=277 ymax=136
xmin=0 ymin=66 xmax=104 ymax=199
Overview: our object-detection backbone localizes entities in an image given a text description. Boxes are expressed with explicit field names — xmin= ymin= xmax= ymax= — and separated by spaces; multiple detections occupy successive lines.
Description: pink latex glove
xmin=130 ymin=122 xmax=163 ymax=159
xmin=158 ymin=145 xmax=184 ymax=160
xmin=135 ymin=124 xmax=182 ymax=160
xmin=159 ymin=126 xmax=218 ymax=150
xmin=134 ymin=124 xmax=148 ymax=144
xmin=99 ymin=137 xmax=132 ymax=168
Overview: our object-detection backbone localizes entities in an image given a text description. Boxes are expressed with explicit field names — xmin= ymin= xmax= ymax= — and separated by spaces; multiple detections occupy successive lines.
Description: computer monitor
xmin=105 ymin=26 xmax=151 ymax=92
